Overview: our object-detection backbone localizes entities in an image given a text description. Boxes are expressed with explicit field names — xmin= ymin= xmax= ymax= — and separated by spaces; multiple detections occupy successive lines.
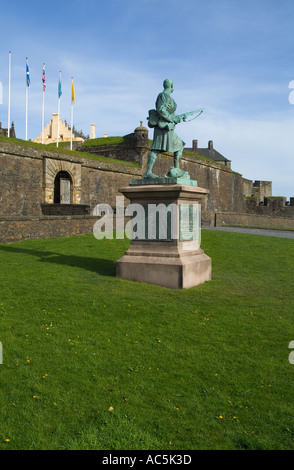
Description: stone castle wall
xmin=0 ymin=140 xmax=141 ymax=243
xmin=149 ymin=151 xmax=245 ymax=225
xmin=0 ymin=131 xmax=293 ymax=243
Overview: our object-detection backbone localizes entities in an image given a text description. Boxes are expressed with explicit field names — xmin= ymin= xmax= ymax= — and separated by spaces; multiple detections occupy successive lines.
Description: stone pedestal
xmin=116 ymin=182 xmax=212 ymax=289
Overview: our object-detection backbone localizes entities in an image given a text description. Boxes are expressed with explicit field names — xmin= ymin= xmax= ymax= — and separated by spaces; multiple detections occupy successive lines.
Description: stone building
xmin=185 ymin=139 xmax=231 ymax=168
xmin=0 ymin=121 xmax=16 ymax=138
xmin=33 ymin=113 xmax=93 ymax=145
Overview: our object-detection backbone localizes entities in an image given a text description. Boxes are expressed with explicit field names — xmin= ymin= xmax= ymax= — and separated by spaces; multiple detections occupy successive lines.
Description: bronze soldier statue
xmin=145 ymin=79 xmax=203 ymax=179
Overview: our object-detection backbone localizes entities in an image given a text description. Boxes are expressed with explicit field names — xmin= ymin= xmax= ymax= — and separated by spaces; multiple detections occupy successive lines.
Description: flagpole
xmin=57 ymin=70 xmax=61 ymax=148
xmin=25 ymin=58 xmax=28 ymax=141
xmin=70 ymin=77 xmax=73 ymax=150
xmin=42 ymin=63 xmax=45 ymax=144
xmin=7 ymin=51 xmax=11 ymax=138
xmin=26 ymin=84 xmax=27 ymax=140
xmin=57 ymin=95 xmax=60 ymax=147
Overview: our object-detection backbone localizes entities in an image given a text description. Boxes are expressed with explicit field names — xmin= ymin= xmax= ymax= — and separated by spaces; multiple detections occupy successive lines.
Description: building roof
xmin=185 ymin=140 xmax=231 ymax=164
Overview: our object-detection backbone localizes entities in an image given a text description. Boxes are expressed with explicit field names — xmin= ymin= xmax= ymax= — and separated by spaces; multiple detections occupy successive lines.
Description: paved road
xmin=203 ymin=226 xmax=294 ymax=239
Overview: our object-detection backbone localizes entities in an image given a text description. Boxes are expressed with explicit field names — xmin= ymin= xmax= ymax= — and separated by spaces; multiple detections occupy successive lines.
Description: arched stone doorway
xmin=43 ymin=157 xmax=81 ymax=204
xmin=54 ymin=171 xmax=72 ymax=204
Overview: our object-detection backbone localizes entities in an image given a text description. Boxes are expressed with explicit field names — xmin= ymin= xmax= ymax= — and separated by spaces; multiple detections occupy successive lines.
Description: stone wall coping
xmin=0 ymin=215 xmax=100 ymax=222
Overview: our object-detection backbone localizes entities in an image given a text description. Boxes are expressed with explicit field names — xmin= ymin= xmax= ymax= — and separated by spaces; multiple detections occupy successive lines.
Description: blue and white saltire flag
xmin=58 ymin=74 xmax=62 ymax=98
xmin=26 ymin=60 xmax=30 ymax=88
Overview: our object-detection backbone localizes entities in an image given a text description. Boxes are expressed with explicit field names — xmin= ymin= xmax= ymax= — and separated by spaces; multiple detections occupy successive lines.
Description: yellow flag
xmin=72 ymin=80 xmax=75 ymax=104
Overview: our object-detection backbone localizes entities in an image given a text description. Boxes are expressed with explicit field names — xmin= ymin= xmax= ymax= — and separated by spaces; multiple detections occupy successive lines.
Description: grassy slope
xmin=81 ymin=136 xmax=132 ymax=147
xmin=0 ymin=135 xmax=139 ymax=168
xmin=0 ymin=134 xmax=235 ymax=171
xmin=0 ymin=230 xmax=293 ymax=450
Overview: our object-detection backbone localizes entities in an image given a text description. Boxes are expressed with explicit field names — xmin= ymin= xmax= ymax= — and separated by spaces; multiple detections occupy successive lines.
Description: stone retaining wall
xmin=215 ymin=212 xmax=294 ymax=230
xmin=0 ymin=215 xmax=100 ymax=244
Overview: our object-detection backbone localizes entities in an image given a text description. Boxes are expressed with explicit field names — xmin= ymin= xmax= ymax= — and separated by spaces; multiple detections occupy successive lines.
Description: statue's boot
xmin=174 ymin=150 xmax=183 ymax=169
xmin=144 ymin=152 xmax=158 ymax=179
xmin=168 ymin=150 xmax=186 ymax=177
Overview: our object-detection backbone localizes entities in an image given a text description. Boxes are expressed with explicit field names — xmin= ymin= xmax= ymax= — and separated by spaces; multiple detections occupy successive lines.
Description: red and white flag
xmin=42 ymin=64 xmax=46 ymax=92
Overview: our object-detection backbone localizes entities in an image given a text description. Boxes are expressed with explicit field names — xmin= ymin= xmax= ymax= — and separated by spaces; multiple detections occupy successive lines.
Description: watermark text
xmin=93 ymin=196 xmax=200 ymax=245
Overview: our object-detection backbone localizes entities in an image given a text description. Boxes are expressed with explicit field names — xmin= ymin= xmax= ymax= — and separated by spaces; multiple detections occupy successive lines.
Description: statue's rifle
xmin=181 ymin=108 xmax=204 ymax=122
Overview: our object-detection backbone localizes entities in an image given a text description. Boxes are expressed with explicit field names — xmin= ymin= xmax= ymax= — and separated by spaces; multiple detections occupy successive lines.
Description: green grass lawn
xmin=0 ymin=230 xmax=293 ymax=450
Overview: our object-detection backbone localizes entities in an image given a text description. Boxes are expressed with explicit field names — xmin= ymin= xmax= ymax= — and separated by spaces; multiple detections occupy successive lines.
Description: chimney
xmin=208 ymin=140 xmax=213 ymax=150
xmin=192 ymin=139 xmax=198 ymax=153
xmin=90 ymin=124 xmax=95 ymax=139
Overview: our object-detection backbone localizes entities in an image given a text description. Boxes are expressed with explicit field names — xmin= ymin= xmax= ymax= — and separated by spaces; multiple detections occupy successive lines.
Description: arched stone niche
xmin=43 ymin=157 xmax=82 ymax=204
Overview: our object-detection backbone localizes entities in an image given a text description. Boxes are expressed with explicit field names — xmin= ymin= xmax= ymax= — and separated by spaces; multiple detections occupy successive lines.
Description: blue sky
xmin=0 ymin=0 xmax=294 ymax=198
